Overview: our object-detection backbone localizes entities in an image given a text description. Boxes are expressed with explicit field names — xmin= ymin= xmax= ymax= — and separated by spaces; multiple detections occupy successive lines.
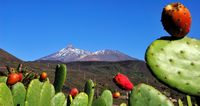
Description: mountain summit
xmin=38 ymin=45 xmax=135 ymax=62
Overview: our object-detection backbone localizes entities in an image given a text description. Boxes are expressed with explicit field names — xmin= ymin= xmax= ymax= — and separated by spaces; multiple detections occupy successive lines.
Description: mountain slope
xmin=0 ymin=48 xmax=22 ymax=66
xmin=38 ymin=45 xmax=135 ymax=62
xmin=39 ymin=45 xmax=92 ymax=62
xmin=79 ymin=49 xmax=135 ymax=61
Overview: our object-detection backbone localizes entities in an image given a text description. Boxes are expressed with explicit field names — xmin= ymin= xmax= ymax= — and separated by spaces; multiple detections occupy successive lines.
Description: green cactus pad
xmin=120 ymin=103 xmax=127 ymax=106
xmin=12 ymin=82 xmax=26 ymax=106
xmin=129 ymin=83 xmax=174 ymax=106
xmin=0 ymin=83 xmax=14 ymax=106
xmin=51 ymin=92 xmax=67 ymax=106
xmin=92 ymin=89 xmax=113 ymax=106
xmin=84 ymin=79 xmax=95 ymax=106
xmin=92 ymin=97 xmax=106 ymax=106
xmin=25 ymin=79 xmax=43 ymax=106
xmin=53 ymin=64 xmax=67 ymax=93
xmin=146 ymin=37 xmax=200 ymax=96
xmin=70 ymin=92 xmax=88 ymax=106
xmin=39 ymin=81 xmax=55 ymax=106
xmin=101 ymin=90 xmax=113 ymax=106
xmin=0 ymin=76 xmax=7 ymax=83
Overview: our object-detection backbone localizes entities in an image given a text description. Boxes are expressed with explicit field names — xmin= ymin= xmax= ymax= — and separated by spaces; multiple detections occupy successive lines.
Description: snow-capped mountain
xmin=38 ymin=45 xmax=135 ymax=62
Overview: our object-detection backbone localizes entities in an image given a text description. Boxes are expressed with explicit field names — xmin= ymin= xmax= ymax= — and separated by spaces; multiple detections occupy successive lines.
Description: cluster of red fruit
xmin=6 ymin=71 xmax=48 ymax=85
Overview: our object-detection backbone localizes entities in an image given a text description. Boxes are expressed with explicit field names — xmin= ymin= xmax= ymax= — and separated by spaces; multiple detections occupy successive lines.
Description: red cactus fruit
xmin=161 ymin=2 xmax=191 ymax=38
xmin=7 ymin=73 xmax=20 ymax=85
xmin=40 ymin=72 xmax=47 ymax=81
xmin=112 ymin=91 xmax=120 ymax=98
xmin=69 ymin=88 xmax=79 ymax=97
xmin=18 ymin=73 xmax=23 ymax=82
xmin=113 ymin=73 xmax=133 ymax=90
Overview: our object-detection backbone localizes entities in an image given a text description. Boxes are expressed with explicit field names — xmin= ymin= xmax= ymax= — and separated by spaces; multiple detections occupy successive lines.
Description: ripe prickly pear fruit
xmin=69 ymin=88 xmax=79 ymax=97
xmin=7 ymin=73 xmax=20 ymax=85
xmin=113 ymin=73 xmax=133 ymax=90
xmin=161 ymin=2 xmax=191 ymax=38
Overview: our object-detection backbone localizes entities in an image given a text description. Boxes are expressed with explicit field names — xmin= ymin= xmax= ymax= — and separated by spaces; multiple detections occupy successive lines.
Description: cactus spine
xmin=84 ymin=79 xmax=95 ymax=106
xmin=53 ymin=64 xmax=67 ymax=93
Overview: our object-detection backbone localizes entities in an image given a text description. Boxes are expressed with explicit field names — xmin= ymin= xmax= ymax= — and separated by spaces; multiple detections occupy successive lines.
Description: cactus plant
xmin=0 ymin=83 xmax=14 ymax=106
xmin=145 ymin=36 xmax=200 ymax=96
xmin=129 ymin=83 xmax=174 ymax=106
xmin=53 ymin=64 xmax=67 ymax=93
xmin=84 ymin=79 xmax=95 ymax=106
xmin=0 ymin=76 xmax=7 ymax=83
xmin=12 ymin=82 xmax=26 ymax=106
xmin=0 ymin=78 xmax=67 ymax=106
xmin=70 ymin=92 xmax=88 ymax=106
xmin=120 ymin=103 xmax=127 ymax=106
xmin=39 ymin=81 xmax=55 ymax=106
xmin=92 ymin=89 xmax=113 ymax=106
xmin=25 ymin=79 xmax=43 ymax=106
xmin=51 ymin=92 xmax=67 ymax=106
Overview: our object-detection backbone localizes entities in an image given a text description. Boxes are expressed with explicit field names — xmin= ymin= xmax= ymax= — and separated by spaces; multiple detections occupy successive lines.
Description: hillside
xmin=0 ymin=48 xmax=190 ymax=105
xmin=25 ymin=60 xmax=187 ymax=105
xmin=0 ymin=48 xmax=22 ymax=67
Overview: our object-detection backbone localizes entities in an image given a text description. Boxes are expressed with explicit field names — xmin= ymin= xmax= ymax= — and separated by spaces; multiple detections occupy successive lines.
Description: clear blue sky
xmin=1 ymin=0 xmax=200 ymax=61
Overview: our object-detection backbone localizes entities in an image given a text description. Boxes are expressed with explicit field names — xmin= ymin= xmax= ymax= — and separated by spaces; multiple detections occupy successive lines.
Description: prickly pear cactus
xmin=145 ymin=37 xmax=200 ymax=96
xmin=25 ymin=79 xmax=66 ymax=106
xmin=39 ymin=81 xmax=55 ymax=106
xmin=53 ymin=64 xmax=67 ymax=93
xmin=51 ymin=92 xmax=67 ymax=106
xmin=70 ymin=92 xmax=88 ymax=106
xmin=0 ymin=76 xmax=7 ymax=83
xmin=129 ymin=83 xmax=174 ymax=106
xmin=84 ymin=79 xmax=95 ymax=106
xmin=0 ymin=83 xmax=14 ymax=106
xmin=92 ymin=89 xmax=113 ymax=106
xmin=25 ymin=79 xmax=43 ymax=106
xmin=12 ymin=82 xmax=26 ymax=106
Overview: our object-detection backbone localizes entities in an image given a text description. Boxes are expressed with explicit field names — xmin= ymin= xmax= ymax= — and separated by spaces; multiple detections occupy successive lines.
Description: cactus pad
xmin=0 ymin=83 xmax=14 ymax=106
xmin=39 ymin=81 xmax=55 ymax=106
xmin=129 ymin=83 xmax=174 ymax=106
xmin=84 ymin=79 xmax=95 ymax=106
xmin=0 ymin=76 xmax=7 ymax=83
xmin=146 ymin=37 xmax=200 ymax=96
xmin=92 ymin=89 xmax=113 ymax=106
xmin=70 ymin=92 xmax=88 ymax=106
xmin=25 ymin=79 xmax=43 ymax=106
xmin=53 ymin=64 xmax=67 ymax=93
xmin=51 ymin=92 xmax=66 ymax=106
xmin=12 ymin=82 xmax=26 ymax=106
